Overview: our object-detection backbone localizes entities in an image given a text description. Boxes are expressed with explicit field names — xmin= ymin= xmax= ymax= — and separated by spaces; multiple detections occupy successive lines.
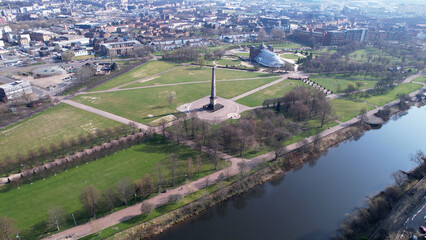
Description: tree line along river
xmin=155 ymin=106 xmax=426 ymax=240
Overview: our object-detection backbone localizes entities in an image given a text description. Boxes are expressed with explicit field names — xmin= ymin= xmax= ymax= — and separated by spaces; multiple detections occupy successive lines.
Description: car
xmin=420 ymin=226 xmax=426 ymax=234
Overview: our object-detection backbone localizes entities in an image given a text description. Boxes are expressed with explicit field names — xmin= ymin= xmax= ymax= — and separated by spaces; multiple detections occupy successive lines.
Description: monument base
xmin=203 ymin=103 xmax=224 ymax=112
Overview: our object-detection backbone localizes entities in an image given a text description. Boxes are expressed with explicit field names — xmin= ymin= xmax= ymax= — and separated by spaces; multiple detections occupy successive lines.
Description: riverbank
xmin=99 ymin=123 xmax=370 ymax=240
xmin=333 ymin=153 xmax=426 ymax=240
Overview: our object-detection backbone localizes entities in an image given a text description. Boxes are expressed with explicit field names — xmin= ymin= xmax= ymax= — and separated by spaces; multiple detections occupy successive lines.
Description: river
xmin=155 ymin=106 xmax=426 ymax=240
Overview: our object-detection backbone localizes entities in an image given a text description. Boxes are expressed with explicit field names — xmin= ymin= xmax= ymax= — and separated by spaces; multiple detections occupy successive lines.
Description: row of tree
xmin=0 ymin=125 xmax=135 ymax=176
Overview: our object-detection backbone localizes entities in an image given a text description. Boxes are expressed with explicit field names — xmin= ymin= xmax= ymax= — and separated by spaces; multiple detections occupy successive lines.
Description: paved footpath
xmin=63 ymin=100 xmax=149 ymax=130
xmin=46 ymin=74 xmax=425 ymax=240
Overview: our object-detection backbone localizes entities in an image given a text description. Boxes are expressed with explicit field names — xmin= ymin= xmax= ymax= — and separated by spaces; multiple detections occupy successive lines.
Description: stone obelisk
xmin=209 ymin=66 xmax=217 ymax=107
xmin=204 ymin=66 xmax=223 ymax=111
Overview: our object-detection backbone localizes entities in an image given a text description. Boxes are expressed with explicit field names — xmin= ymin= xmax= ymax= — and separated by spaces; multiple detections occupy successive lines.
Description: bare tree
xmin=102 ymin=188 xmax=117 ymax=211
xmin=167 ymin=153 xmax=179 ymax=187
xmin=46 ymin=206 xmax=66 ymax=231
xmin=187 ymin=158 xmax=194 ymax=179
xmin=0 ymin=216 xmax=17 ymax=240
xmin=165 ymin=91 xmax=176 ymax=106
xmin=80 ymin=185 xmax=101 ymax=218
xmin=116 ymin=177 xmax=135 ymax=205
xmin=237 ymin=160 xmax=248 ymax=174
xmin=140 ymin=202 xmax=155 ymax=216
xmin=410 ymin=150 xmax=425 ymax=165
xmin=269 ymin=139 xmax=286 ymax=161
xmin=359 ymin=108 xmax=367 ymax=123
xmin=194 ymin=155 xmax=203 ymax=178
xmin=155 ymin=163 xmax=163 ymax=193
xmin=391 ymin=171 xmax=407 ymax=187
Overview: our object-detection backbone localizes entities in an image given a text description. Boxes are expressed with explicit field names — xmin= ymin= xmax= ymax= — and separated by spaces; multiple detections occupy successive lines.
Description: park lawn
xmin=310 ymin=77 xmax=377 ymax=93
xmin=330 ymin=99 xmax=375 ymax=122
xmin=236 ymin=79 xmax=306 ymax=107
xmin=349 ymin=47 xmax=394 ymax=62
xmin=0 ymin=103 xmax=123 ymax=159
xmin=234 ymin=52 xmax=249 ymax=57
xmin=74 ymin=77 xmax=279 ymax=124
xmin=280 ymin=53 xmax=302 ymax=60
xmin=0 ymin=138 xmax=223 ymax=235
xmin=311 ymin=48 xmax=337 ymax=55
xmin=413 ymin=76 xmax=426 ymax=83
xmin=361 ymin=83 xmax=423 ymax=106
xmin=269 ymin=42 xmax=301 ymax=49
xmin=121 ymin=66 xmax=275 ymax=88
xmin=72 ymin=55 xmax=93 ymax=61
xmin=216 ymin=58 xmax=242 ymax=67
xmin=90 ymin=61 xmax=180 ymax=91
xmin=316 ymin=73 xmax=382 ymax=80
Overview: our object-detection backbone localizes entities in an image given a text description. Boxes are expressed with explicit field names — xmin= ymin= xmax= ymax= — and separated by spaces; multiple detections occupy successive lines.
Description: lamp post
xmin=16 ymin=234 xmax=21 ymax=240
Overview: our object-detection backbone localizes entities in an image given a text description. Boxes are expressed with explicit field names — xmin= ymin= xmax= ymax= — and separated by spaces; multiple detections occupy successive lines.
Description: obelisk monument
xmin=204 ymin=67 xmax=223 ymax=111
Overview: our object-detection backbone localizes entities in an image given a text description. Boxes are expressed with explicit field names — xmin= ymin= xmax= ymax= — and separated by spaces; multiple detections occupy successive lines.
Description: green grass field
xmin=361 ymin=83 xmax=423 ymax=106
xmin=216 ymin=58 xmax=242 ymax=67
xmin=413 ymin=76 xmax=426 ymax=83
xmin=0 ymin=138 xmax=222 ymax=235
xmin=349 ymin=47 xmax=394 ymax=63
xmin=74 ymin=77 xmax=279 ymax=124
xmin=280 ymin=53 xmax=302 ymax=60
xmin=121 ymin=66 xmax=274 ymax=88
xmin=90 ymin=61 xmax=180 ymax=91
xmin=236 ymin=79 xmax=306 ymax=107
xmin=234 ymin=52 xmax=249 ymax=57
xmin=72 ymin=55 xmax=93 ymax=61
xmin=310 ymin=76 xmax=377 ymax=93
xmin=330 ymin=99 xmax=375 ymax=122
xmin=0 ymin=103 xmax=123 ymax=159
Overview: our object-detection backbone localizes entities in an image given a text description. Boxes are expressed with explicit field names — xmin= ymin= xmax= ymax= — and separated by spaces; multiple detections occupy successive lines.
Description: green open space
xmin=236 ymin=79 xmax=306 ymax=107
xmin=0 ymin=103 xmax=123 ymax=159
xmin=280 ymin=53 xmax=302 ymax=60
xmin=349 ymin=47 xmax=394 ymax=63
xmin=74 ymin=77 xmax=279 ymax=125
xmin=234 ymin=52 xmax=249 ymax=57
xmin=330 ymin=99 xmax=375 ymax=122
xmin=310 ymin=76 xmax=377 ymax=93
xmin=215 ymin=58 xmax=242 ymax=67
xmin=90 ymin=61 xmax=180 ymax=92
xmin=0 ymin=138 xmax=223 ymax=236
xmin=360 ymin=83 xmax=423 ymax=106
xmin=72 ymin=55 xmax=93 ymax=61
xmin=413 ymin=76 xmax=426 ymax=83
xmin=121 ymin=66 xmax=275 ymax=88
xmin=311 ymin=48 xmax=337 ymax=55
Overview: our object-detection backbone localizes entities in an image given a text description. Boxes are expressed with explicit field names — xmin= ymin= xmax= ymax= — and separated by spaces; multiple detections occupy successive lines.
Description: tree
xmin=102 ymin=188 xmax=117 ymax=211
xmin=391 ymin=171 xmax=407 ymax=187
xmin=237 ymin=160 xmax=247 ymax=175
xmin=187 ymin=158 xmax=194 ymax=179
xmin=0 ymin=216 xmax=17 ymax=240
xmin=167 ymin=153 xmax=179 ymax=187
xmin=79 ymin=185 xmax=101 ymax=218
xmin=75 ymin=64 xmax=96 ymax=84
xmin=270 ymin=28 xmax=285 ymax=40
xmin=116 ymin=177 xmax=135 ymax=205
xmin=317 ymin=100 xmax=333 ymax=127
xmin=359 ymin=108 xmax=367 ymax=123
xmin=194 ymin=57 xmax=206 ymax=68
xmin=269 ymin=139 xmax=286 ymax=161
xmin=140 ymin=202 xmax=155 ymax=216
xmin=165 ymin=91 xmax=176 ymax=106
xmin=61 ymin=50 xmax=75 ymax=62
xmin=46 ymin=206 xmax=66 ymax=231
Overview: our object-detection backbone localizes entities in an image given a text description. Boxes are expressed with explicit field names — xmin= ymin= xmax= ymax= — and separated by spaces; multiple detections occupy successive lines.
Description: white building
xmin=0 ymin=81 xmax=32 ymax=102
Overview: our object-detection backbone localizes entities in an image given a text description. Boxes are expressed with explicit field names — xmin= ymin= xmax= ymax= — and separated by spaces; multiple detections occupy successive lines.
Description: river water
xmin=155 ymin=106 xmax=426 ymax=240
